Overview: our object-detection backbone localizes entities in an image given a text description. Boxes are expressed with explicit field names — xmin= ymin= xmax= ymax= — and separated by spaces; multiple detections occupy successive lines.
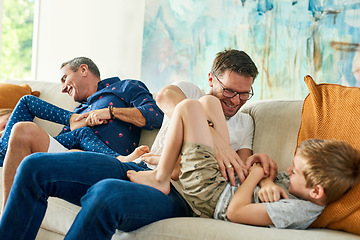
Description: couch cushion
xmin=297 ymin=75 xmax=360 ymax=235
xmin=114 ymin=217 xmax=360 ymax=240
xmin=241 ymin=99 xmax=303 ymax=171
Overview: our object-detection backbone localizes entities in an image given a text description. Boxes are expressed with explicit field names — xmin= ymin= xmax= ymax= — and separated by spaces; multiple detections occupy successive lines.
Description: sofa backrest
xmin=6 ymin=80 xmax=304 ymax=170
xmin=241 ymin=99 xmax=303 ymax=171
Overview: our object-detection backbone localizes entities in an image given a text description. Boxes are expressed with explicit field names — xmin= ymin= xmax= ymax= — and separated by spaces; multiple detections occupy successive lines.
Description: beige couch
xmin=1 ymin=80 xmax=359 ymax=240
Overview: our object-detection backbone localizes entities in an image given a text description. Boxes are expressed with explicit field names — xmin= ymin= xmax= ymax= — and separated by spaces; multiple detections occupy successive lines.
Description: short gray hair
xmin=61 ymin=57 xmax=100 ymax=78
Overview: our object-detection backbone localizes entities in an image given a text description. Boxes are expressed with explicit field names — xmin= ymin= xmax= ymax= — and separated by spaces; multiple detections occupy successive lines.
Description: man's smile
xmin=222 ymin=99 xmax=238 ymax=108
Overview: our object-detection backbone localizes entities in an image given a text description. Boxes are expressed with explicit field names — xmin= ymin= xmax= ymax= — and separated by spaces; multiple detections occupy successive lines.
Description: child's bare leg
xmin=170 ymin=156 xmax=181 ymax=180
xmin=127 ymin=106 xmax=186 ymax=194
xmin=198 ymin=95 xmax=229 ymax=143
xmin=116 ymin=145 xmax=149 ymax=162
xmin=127 ymin=99 xmax=213 ymax=194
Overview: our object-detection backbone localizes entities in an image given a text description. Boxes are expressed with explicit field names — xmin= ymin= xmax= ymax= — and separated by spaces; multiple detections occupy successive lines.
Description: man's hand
xmin=258 ymin=178 xmax=289 ymax=202
xmin=75 ymin=108 xmax=110 ymax=127
xmin=210 ymin=128 xmax=247 ymax=185
xmin=245 ymin=153 xmax=278 ymax=181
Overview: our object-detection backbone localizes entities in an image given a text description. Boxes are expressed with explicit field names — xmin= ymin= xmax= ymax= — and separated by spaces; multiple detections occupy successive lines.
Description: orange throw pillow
xmin=0 ymin=83 xmax=40 ymax=109
xmin=297 ymin=75 xmax=360 ymax=235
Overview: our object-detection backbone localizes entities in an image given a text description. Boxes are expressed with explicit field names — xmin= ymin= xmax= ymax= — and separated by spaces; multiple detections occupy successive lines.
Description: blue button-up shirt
xmin=61 ymin=77 xmax=163 ymax=156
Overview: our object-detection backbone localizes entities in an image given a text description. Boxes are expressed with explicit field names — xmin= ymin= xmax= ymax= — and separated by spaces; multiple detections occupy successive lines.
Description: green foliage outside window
xmin=0 ymin=0 xmax=34 ymax=81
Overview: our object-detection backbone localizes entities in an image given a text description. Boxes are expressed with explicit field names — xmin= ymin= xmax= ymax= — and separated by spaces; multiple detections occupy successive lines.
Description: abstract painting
xmin=141 ymin=0 xmax=360 ymax=100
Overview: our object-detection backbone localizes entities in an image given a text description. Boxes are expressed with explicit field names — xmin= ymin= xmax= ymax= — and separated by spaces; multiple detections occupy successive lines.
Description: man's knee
xmin=15 ymin=152 xmax=47 ymax=181
xmin=81 ymin=179 xmax=126 ymax=212
xmin=10 ymin=122 xmax=40 ymax=144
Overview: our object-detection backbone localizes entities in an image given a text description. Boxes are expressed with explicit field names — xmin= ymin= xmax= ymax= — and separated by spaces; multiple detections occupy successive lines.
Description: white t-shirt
xmin=150 ymin=81 xmax=254 ymax=156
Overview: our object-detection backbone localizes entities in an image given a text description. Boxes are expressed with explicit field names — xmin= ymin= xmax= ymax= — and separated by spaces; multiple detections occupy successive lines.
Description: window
xmin=0 ymin=0 xmax=35 ymax=82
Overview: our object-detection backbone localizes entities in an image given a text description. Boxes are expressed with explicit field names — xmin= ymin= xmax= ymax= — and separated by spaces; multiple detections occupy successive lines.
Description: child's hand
xmin=249 ymin=163 xmax=266 ymax=179
xmin=258 ymin=184 xmax=289 ymax=202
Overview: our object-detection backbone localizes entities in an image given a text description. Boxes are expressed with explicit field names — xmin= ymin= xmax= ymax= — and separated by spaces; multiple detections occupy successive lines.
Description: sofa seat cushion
xmin=297 ymin=75 xmax=360 ymax=235
xmin=114 ymin=217 xmax=360 ymax=240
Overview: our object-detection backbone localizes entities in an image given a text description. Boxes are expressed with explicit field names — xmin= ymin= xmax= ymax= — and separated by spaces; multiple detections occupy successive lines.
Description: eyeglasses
xmin=213 ymin=75 xmax=254 ymax=101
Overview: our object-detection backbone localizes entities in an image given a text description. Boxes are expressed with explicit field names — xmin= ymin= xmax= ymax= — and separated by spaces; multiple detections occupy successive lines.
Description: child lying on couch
xmin=128 ymin=95 xmax=360 ymax=229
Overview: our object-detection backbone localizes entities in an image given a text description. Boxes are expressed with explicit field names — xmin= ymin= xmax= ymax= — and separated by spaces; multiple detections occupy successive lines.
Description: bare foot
xmin=141 ymin=153 xmax=161 ymax=165
xmin=117 ymin=145 xmax=150 ymax=162
xmin=127 ymin=170 xmax=170 ymax=195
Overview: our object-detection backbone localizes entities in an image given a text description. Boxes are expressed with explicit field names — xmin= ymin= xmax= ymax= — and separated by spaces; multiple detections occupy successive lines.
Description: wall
xmin=33 ymin=0 xmax=145 ymax=82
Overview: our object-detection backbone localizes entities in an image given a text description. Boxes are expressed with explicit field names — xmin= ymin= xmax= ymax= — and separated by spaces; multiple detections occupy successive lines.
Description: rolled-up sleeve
xmin=114 ymin=80 xmax=164 ymax=130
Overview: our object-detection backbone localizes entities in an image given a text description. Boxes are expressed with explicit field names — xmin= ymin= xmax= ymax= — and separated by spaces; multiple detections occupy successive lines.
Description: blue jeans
xmin=0 ymin=152 xmax=192 ymax=240
xmin=0 ymin=95 xmax=119 ymax=165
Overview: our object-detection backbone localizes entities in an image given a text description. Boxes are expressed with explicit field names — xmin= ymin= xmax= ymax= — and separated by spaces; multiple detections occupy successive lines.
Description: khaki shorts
xmin=179 ymin=142 xmax=227 ymax=217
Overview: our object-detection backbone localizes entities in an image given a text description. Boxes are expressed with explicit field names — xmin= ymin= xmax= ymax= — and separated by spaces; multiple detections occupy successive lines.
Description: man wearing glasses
xmin=151 ymin=49 xmax=278 ymax=187
xmin=0 ymin=49 xmax=279 ymax=240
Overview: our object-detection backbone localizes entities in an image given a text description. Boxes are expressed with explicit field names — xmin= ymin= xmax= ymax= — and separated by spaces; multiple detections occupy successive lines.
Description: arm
xmin=245 ymin=153 xmax=278 ymax=181
xmin=258 ymin=177 xmax=289 ymax=202
xmin=120 ymin=80 xmax=164 ymax=129
xmin=210 ymin=126 xmax=251 ymax=185
xmin=75 ymin=107 xmax=145 ymax=127
xmin=110 ymin=107 xmax=146 ymax=127
xmin=214 ymin=111 xmax=252 ymax=185
xmin=76 ymin=80 xmax=164 ymax=129
xmin=227 ymin=164 xmax=273 ymax=226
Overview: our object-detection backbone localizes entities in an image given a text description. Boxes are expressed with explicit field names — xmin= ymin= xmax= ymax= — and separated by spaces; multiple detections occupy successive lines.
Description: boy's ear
xmin=310 ymin=185 xmax=325 ymax=200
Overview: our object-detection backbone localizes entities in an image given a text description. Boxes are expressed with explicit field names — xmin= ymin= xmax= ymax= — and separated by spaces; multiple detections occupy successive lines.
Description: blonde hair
xmin=0 ymin=109 xmax=12 ymax=117
xmin=297 ymin=139 xmax=360 ymax=204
